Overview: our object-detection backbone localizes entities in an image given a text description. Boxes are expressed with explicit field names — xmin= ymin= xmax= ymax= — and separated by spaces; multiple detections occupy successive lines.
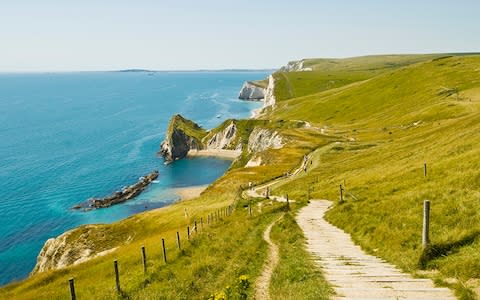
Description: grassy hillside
xmin=267 ymin=54 xmax=480 ymax=298
xmin=2 ymin=53 xmax=480 ymax=299
xmin=273 ymin=54 xmax=457 ymax=101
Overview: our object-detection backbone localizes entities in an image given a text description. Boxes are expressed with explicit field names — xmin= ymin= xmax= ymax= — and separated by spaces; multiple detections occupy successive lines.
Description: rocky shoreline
xmin=72 ymin=170 xmax=159 ymax=210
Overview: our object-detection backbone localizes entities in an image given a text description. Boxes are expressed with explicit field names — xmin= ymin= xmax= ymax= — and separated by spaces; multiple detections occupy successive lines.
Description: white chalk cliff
xmin=32 ymin=225 xmax=125 ymax=274
xmin=205 ymin=121 xmax=239 ymax=150
xmin=238 ymin=81 xmax=265 ymax=100
xmin=280 ymin=59 xmax=313 ymax=72
xmin=247 ymin=127 xmax=284 ymax=153
xmin=263 ymin=75 xmax=276 ymax=108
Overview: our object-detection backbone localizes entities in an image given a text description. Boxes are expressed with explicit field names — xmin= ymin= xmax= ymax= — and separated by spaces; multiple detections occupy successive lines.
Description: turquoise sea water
xmin=0 ymin=71 xmax=267 ymax=285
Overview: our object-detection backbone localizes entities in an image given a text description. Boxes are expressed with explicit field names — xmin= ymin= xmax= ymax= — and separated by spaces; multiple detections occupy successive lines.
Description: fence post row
xmin=66 ymin=206 xmax=239 ymax=296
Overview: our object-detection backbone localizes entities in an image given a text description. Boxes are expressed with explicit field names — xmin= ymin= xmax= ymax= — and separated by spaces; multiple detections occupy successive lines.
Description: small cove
xmin=0 ymin=71 xmax=267 ymax=285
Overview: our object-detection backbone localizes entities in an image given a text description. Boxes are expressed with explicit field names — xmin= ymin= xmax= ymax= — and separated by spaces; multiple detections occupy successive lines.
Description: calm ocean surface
xmin=0 ymin=71 xmax=267 ymax=285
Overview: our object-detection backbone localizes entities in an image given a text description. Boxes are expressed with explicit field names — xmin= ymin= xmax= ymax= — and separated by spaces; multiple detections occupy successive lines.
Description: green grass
xmin=270 ymin=213 xmax=333 ymax=299
xmin=266 ymin=54 xmax=480 ymax=297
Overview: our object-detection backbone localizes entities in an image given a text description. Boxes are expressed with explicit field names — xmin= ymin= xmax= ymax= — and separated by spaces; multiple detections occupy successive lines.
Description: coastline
xmin=187 ymin=149 xmax=241 ymax=159
xmin=173 ymin=185 xmax=208 ymax=200
xmin=250 ymin=106 xmax=263 ymax=119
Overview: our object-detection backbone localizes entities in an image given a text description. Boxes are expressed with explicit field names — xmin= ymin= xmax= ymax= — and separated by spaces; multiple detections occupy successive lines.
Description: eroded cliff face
xmin=238 ymin=81 xmax=265 ymax=100
xmin=160 ymin=128 xmax=202 ymax=161
xmin=32 ymin=225 xmax=126 ymax=274
xmin=263 ymin=75 xmax=277 ymax=108
xmin=205 ymin=121 xmax=240 ymax=150
xmin=247 ymin=127 xmax=284 ymax=153
xmin=159 ymin=114 xmax=206 ymax=163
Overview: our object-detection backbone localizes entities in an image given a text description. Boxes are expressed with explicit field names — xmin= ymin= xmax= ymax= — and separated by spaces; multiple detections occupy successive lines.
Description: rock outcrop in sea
xmin=238 ymin=81 xmax=265 ymax=100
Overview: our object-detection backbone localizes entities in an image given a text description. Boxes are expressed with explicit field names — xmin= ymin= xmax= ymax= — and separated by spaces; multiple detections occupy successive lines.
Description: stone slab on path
xmin=297 ymin=200 xmax=456 ymax=300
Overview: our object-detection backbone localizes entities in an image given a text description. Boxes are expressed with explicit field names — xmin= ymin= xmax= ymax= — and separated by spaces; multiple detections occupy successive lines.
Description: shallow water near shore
xmin=0 ymin=71 xmax=266 ymax=285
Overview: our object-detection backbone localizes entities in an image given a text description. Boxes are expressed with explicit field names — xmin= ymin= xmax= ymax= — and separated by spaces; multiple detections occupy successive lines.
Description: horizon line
xmin=2 ymin=51 xmax=480 ymax=73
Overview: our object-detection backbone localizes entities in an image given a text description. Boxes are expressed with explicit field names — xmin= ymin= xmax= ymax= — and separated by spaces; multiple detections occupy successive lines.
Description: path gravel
xmin=297 ymin=200 xmax=456 ymax=300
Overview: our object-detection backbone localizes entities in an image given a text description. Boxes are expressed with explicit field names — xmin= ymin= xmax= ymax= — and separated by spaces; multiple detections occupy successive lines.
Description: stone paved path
xmin=297 ymin=200 xmax=456 ymax=300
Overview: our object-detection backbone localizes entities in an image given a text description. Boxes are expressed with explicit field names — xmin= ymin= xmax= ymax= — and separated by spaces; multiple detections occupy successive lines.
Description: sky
xmin=1 ymin=0 xmax=479 ymax=72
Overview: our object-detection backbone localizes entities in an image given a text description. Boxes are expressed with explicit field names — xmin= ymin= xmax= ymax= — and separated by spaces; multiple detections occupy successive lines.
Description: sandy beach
xmin=187 ymin=149 xmax=241 ymax=159
xmin=174 ymin=185 xmax=208 ymax=200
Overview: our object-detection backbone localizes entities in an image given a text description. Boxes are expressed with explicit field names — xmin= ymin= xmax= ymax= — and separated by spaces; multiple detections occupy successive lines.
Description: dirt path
xmin=297 ymin=200 xmax=456 ymax=300
xmin=254 ymin=216 xmax=283 ymax=300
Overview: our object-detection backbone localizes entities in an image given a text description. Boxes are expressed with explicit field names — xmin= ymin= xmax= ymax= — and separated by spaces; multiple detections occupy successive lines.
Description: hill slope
xmin=2 ymin=53 xmax=480 ymax=299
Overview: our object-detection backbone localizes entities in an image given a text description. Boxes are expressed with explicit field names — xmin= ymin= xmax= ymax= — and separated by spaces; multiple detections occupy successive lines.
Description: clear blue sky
xmin=1 ymin=0 xmax=479 ymax=71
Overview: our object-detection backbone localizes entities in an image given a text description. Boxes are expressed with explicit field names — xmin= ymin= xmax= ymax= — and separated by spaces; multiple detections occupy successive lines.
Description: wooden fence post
xmin=114 ymin=260 xmax=120 ymax=292
xmin=286 ymin=193 xmax=290 ymax=210
xmin=422 ymin=200 xmax=430 ymax=248
xmin=176 ymin=231 xmax=181 ymax=250
xmin=200 ymin=217 xmax=203 ymax=231
xmin=424 ymin=162 xmax=427 ymax=177
xmin=69 ymin=278 xmax=76 ymax=300
xmin=187 ymin=226 xmax=190 ymax=240
xmin=339 ymin=184 xmax=344 ymax=203
xmin=194 ymin=220 xmax=198 ymax=233
xmin=141 ymin=246 xmax=147 ymax=273
xmin=162 ymin=238 xmax=167 ymax=263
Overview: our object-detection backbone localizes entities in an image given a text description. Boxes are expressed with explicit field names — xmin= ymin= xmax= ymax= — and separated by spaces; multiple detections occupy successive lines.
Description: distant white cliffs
xmin=238 ymin=81 xmax=265 ymax=100
xmin=238 ymin=75 xmax=276 ymax=112
xmin=279 ymin=59 xmax=312 ymax=72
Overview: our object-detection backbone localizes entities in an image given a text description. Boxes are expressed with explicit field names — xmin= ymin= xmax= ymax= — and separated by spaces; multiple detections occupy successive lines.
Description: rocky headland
xmin=159 ymin=114 xmax=207 ymax=163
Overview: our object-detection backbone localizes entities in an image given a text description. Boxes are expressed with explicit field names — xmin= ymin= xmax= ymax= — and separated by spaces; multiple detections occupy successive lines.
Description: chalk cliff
xmin=238 ymin=81 xmax=265 ymax=100
xmin=204 ymin=121 xmax=240 ymax=150
xmin=32 ymin=225 xmax=127 ymax=274
xmin=247 ymin=127 xmax=284 ymax=153
xmin=280 ymin=59 xmax=313 ymax=72
xmin=263 ymin=75 xmax=277 ymax=108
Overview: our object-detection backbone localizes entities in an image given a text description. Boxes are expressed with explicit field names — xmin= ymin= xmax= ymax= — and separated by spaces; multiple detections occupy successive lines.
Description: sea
xmin=0 ymin=71 xmax=268 ymax=286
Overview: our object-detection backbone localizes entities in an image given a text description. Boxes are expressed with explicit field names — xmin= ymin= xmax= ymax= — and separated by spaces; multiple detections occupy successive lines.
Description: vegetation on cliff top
xmin=166 ymin=114 xmax=208 ymax=141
